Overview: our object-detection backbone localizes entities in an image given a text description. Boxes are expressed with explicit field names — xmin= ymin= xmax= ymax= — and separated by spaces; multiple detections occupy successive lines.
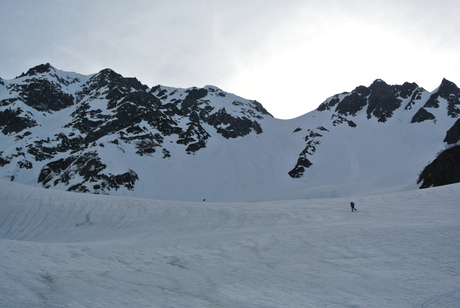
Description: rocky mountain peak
xmin=88 ymin=68 xmax=147 ymax=92
xmin=438 ymin=78 xmax=458 ymax=93
xmin=317 ymin=78 xmax=413 ymax=123
xmin=366 ymin=78 xmax=402 ymax=122
xmin=18 ymin=63 xmax=56 ymax=78
xmin=398 ymin=82 xmax=420 ymax=99
xmin=415 ymin=78 xmax=460 ymax=120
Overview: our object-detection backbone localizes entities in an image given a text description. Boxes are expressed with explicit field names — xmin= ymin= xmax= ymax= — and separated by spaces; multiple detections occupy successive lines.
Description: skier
xmin=350 ymin=201 xmax=357 ymax=212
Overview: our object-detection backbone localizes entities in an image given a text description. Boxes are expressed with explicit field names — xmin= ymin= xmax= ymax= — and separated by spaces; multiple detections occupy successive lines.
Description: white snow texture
xmin=1 ymin=180 xmax=459 ymax=307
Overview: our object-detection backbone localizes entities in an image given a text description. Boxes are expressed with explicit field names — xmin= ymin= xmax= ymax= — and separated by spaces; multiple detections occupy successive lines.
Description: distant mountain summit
xmin=0 ymin=64 xmax=459 ymax=201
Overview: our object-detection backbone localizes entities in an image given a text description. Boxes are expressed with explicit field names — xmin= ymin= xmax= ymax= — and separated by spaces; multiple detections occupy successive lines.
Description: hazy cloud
xmin=1 ymin=0 xmax=459 ymax=118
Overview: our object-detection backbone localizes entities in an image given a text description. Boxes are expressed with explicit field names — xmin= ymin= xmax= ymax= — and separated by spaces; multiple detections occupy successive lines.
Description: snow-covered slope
xmin=1 ymin=64 xmax=460 ymax=201
xmin=1 ymin=180 xmax=459 ymax=307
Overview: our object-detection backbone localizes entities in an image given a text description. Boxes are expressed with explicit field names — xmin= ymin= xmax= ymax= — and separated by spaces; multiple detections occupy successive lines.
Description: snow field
xmin=0 ymin=180 xmax=459 ymax=307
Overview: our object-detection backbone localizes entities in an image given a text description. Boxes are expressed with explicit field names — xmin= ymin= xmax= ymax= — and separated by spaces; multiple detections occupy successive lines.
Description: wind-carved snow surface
xmin=1 ymin=180 xmax=459 ymax=307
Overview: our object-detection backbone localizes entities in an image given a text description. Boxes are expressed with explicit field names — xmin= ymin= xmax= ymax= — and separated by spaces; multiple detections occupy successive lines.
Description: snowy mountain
xmin=1 ymin=63 xmax=459 ymax=201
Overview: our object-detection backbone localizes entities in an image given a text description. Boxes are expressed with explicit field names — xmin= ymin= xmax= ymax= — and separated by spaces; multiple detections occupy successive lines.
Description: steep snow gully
xmin=0 ymin=180 xmax=459 ymax=307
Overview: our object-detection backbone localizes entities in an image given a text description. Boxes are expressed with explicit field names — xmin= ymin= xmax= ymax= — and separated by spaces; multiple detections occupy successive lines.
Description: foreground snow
xmin=0 ymin=181 xmax=459 ymax=307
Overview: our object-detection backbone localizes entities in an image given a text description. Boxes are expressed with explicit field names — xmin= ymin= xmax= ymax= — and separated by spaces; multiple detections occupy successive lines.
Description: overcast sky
xmin=1 ymin=0 xmax=459 ymax=119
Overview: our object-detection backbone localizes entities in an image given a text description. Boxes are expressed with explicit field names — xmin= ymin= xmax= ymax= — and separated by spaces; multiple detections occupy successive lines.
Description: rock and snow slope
xmin=0 ymin=180 xmax=459 ymax=307
xmin=1 ymin=64 xmax=460 ymax=201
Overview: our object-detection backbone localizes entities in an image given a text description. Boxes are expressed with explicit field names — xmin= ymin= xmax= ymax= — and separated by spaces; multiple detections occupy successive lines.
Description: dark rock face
xmin=176 ymin=114 xmax=210 ymax=153
xmin=316 ymin=78 xmax=460 ymax=132
xmin=411 ymin=108 xmax=436 ymax=123
xmin=366 ymin=80 xmax=402 ymax=122
xmin=404 ymin=87 xmax=424 ymax=110
xmin=412 ymin=79 xmax=460 ymax=123
xmin=437 ymin=79 xmax=460 ymax=118
xmin=418 ymin=145 xmax=460 ymax=188
xmin=444 ymin=119 xmax=460 ymax=145
xmin=38 ymin=151 xmax=139 ymax=193
xmin=179 ymin=88 xmax=209 ymax=115
xmin=288 ymin=157 xmax=312 ymax=178
xmin=335 ymin=90 xmax=368 ymax=116
xmin=11 ymin=64 xmax=76 ymax=112
xmin=151 ymin=85 xmax=266 ymax=141
xmin=0 ymin=108 xmax=37 ymax=134
xmin=288 ymin=127 xmax=328 ymax=178
xmin=0 ymin=153 xmax=10 ymax=167
xmin=18 ymin=63 xmax=54 ymax=78
xmin=397 ymin=82 xmax=419 ymax=99
xmin=78 ymin=68 xmax=148 ymax=102
xmin=19 ymin=79 xmax=74 ymax=111
xmin=317 ymin=96 xmax=340 ymax=111
xmin=317 ymin=79 xmax=410 ymax=123
xmin=206 ymin=108 xmax=263 ymax=139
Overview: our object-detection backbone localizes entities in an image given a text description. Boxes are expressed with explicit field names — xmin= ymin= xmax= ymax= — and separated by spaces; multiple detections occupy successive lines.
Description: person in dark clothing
xmin=350 ymin=202 xmax=357 ymax=212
